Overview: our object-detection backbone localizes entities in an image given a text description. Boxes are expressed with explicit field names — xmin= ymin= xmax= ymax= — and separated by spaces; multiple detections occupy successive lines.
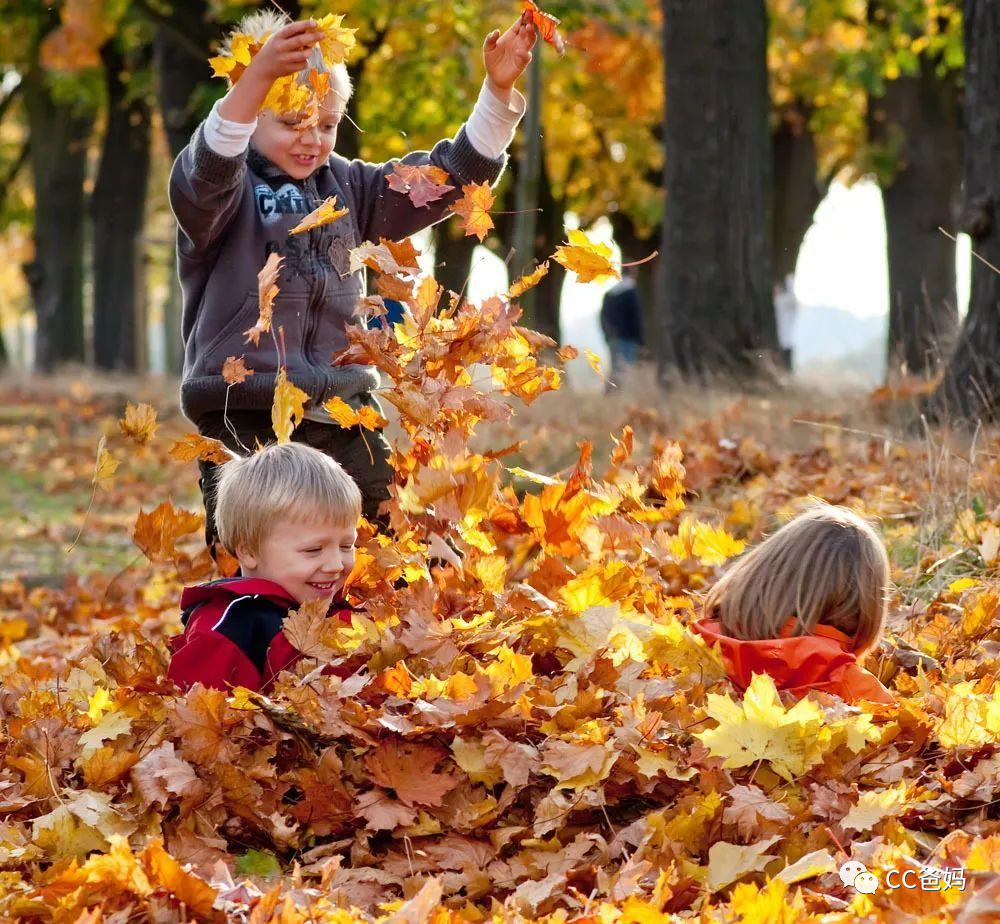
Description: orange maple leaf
xmin=523 ymin=0 xmax=566 ymax=54
xmin=132 ymin=501 xmax=202 ymax=564
xmin=387 ymin=164 xmax=455 ymax=208
xmin=448 ymin=182 xmax=495 ymax=242
xmin=366 ymin=740 xmax=458 ymax=807
xmin=168 ymin=434 xmax=231 ymax=465
xmin=245 ymin=252 xmax=283 ymax=347
xmin=118 ymin=402 xmax=158 ymax=446
xmin=222 ymin=355 xmax=254 ymax=386
xmin=288 ymin=196 xmax=348 ymax=235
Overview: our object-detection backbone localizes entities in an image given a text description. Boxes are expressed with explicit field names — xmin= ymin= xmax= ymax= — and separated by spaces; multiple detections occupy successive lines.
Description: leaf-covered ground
xmin=2 ymin=322 xmax=1000 ymax=923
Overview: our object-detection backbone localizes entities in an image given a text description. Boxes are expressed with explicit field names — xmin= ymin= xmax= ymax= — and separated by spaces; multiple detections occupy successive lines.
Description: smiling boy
xmin=169 ymin=10 xmax=536 ymax=558
xmin=167 ymin=442 xmax=362 ymax=694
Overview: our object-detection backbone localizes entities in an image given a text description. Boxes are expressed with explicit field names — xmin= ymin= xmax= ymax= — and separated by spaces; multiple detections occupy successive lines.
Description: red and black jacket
xmin=167 ymin=577 xmax=357 ymax=694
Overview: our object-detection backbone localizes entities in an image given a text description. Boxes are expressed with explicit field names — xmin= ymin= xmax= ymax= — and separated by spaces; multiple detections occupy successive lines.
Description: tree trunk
xmin=93 ymin=43 xmax=152 ymax=372
xmin=529 ymin=145 xmax=562 ymax=344
xmin=433 ymin=221 xmax=479 ymax=302
xmin=657 ymin=0 xmax=776 ymax=380
xmin=772 ymin=103 xmax=826 ymax=286
xmin=152 ymin=0 xmax=220 ymax=375
xmin=928 ymin=0 xmax=1000 ymax=423
xmin=871 ymin=61 xmax=962 ymax=380
xmin=22 ymin=65 xmax=94 ymax=372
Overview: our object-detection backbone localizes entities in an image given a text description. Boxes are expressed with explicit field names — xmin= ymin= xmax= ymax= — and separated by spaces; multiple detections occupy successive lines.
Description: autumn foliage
xmin=4 ymin=223 xmax=1000 ymax=920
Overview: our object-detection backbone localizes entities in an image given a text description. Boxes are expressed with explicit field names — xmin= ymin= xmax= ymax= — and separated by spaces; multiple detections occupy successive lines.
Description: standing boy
xmin=169 ymin=10 xmax=536 ymax=556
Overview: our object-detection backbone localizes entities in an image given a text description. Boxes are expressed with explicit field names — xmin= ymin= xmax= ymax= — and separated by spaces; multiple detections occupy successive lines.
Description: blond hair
xmin=222 ymin=10 xmax=353 ymax=111
xmin=702 ymin=503 xmax=889 ymax=654
xmin=214 ymin=442 xmax=362 ymax=556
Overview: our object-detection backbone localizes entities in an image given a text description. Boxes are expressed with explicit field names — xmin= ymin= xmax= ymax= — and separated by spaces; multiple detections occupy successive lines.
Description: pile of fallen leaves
xmin=3 ymin=247 xmax=1000 ymax=921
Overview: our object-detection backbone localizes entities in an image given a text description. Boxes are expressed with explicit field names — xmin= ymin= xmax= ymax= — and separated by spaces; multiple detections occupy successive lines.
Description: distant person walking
xmin=599 ymin=268 xmax=644 ymax=391
xmin=773 ymin=273 xmax=799 ymax=372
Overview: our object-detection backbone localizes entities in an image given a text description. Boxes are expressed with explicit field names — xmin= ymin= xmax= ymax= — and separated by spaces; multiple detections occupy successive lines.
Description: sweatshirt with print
xmin=169 ymin=119 xmax=512 ymax=426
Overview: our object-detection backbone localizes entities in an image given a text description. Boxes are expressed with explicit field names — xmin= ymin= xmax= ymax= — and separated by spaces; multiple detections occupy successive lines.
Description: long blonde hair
xmin=702 ymin=503 xmax=889 ymax=653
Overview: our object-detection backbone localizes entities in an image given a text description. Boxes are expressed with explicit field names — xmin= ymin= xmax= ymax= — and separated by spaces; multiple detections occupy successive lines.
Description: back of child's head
xmin=703 ymin=503 xmax=889 ymax=653
xmin=222 ymin=10 xmax=353 ymax=110
xmin=214 ymin=442 xmax=362 ymax=556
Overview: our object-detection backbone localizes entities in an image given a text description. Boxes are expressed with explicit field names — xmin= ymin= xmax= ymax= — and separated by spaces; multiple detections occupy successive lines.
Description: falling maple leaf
xmin=323 ymin=396 xmax=388 ymax=431
xmin=522 ymin=0 xmax=566 ymax=54
xmin=93 ymin=436 xmax=118 ymax=490
xmin=585 ymin=349 xmax=604 ymax=378
xmin=448 ymin=182 xmax=495 ymax=242
xmin=118 ymin=402 xmax=158 ymax=446
xmin=132 ymin=501 xmax=202 ymax=564
xmin=288 ymin=196 xmax=348 ymax=235
xmin=245 ymin=252 xmax=283 ymax=347
xmin=553 ymin=229 xmax=620 ymax=283
xmin=271 ymin=367 xmax=308 ymax=445
xmin=168 ymin=434 xmax=231 ymax=465
xmin=222 ymin=355 xmax=254 ymax=386
xmin=387 ymin=164 xmax=455 ymax=208
xmin=508 ymin=261 xmax=550 ymax=299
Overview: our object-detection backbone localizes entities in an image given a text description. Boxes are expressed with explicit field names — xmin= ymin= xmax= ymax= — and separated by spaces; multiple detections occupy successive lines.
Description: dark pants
xmin=196 ymin=408 xmax=393 ymax=557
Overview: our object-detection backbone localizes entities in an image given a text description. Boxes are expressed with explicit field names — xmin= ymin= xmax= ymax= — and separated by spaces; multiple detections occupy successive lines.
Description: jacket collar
xmin=692 ymin=616 xmax=860 ymax=692
xmin=180 ymin=576 xmax=354 ymax=620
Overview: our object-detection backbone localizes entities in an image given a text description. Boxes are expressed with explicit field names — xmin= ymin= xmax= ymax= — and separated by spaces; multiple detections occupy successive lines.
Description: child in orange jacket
xmin=692 ymin=503 xmax=895 ymax=705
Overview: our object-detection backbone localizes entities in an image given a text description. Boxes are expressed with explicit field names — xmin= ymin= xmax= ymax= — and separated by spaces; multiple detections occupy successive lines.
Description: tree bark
xmin=93 ymin=42 xmax=152 ymax=372
xmin=772 ymin=103 xmax=826 ymax=286
xmin=530 ymin=145 xmax=563 ymax=345
xmin=871 ymin=60 xmax=962 ymax=379
xmin=928 ymin=0 xmax=1000 ymax=423
xmin=511 ymin=51 xmax=543 ymax=328
xmin=22 ymin=65 xmax=94 ymax=372
xmin=657 ymin=0 xmax=776 ymax=381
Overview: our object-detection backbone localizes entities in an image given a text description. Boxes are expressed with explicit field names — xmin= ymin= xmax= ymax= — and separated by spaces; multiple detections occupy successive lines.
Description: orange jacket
xmin=691 ymin=616 xmax=895 ymax=705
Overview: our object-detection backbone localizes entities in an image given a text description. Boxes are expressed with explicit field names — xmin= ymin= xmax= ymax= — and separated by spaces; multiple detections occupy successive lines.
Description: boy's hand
xmin=248 ymin=20 xmax=326 ymax=82
xmin=484 ymin=11 xmax=537 ymax=98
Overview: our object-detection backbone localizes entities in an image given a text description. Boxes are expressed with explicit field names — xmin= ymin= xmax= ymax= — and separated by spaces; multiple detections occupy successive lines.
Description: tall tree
xmin=871 ymin=60 xmax=962 ymax=378
xmin=657 ymin=0 xmax=777 ymax=379
xmin=929 ymin=0 xmax=1000 ymax=422
xmin=867 ymin=1 xmax=964 ymax=379
xmin=92 ymin=40 xmax=152 ymax=372
xmin=22 ymin=59 xmax=94 ymax=371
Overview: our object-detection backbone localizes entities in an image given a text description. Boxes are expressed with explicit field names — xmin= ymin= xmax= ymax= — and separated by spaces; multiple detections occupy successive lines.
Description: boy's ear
xmin=235 ymin=544 xmax=258 ymax=570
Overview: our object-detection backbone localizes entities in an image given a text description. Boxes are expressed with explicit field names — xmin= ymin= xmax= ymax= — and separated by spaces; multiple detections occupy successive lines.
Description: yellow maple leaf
xmin=315 ymin=13 xmax=358 ymax=65
xmin=323 ymin=396 xmax=388 ymax=431
xmin=118 ymin=402 xmax=158 ymax=445
xmin=93 ymin=436 xmax=118 ymax=490
xmin=448 ymin=182 xmax=495 ymax=242
xmin=485 ymin=644 xmax=534 ymax=693
xmin=86 ymin=687 xmax=113 ymax=724
xmin=694 ymin=672 xmax=831 ymax=782
xmin=669 ymin=517 xmax=746 ymax=566
xmin=553 ymin=229 xmax=620 ymax=283
xmin=507 ymin=261 xmax=550 ymax=299
xmin=271 ymin=368 xmax=308 ymax=445
xmin=288 ymin=196 xmax=348 ymax=235
xmin=841 ymin=781 xmax=910 ymax=833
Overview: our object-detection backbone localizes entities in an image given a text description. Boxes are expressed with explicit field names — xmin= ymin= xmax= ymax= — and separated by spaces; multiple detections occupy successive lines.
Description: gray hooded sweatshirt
xmin=169 ymin=124 xmax=508 ymax=426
